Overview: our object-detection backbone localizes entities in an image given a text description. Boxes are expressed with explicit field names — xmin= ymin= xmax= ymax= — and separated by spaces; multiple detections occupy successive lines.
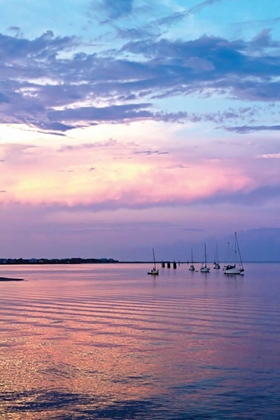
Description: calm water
xmin=0 ymin=263 xmax=279 ymax=419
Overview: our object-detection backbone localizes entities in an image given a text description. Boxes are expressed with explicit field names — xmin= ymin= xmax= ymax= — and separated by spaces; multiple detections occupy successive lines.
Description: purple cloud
xmin=133 ymin=150 xmax=169 ymax=155
xmin=181 ymin=228 xmax=204 ymax=232
xmin=252 ymin=29 xmax=280 ymax=47
xmin=1 ymin=29 xmax=280 ymax=132
xmin=223 ymin=125 xmax=280 ymax=134
xmin=196 ymin=185 xmax=280 ymax=206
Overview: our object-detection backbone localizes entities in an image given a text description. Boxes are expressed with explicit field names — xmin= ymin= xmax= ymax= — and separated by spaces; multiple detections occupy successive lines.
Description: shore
xmin=0 ymin=277 xmax=24 ymax=282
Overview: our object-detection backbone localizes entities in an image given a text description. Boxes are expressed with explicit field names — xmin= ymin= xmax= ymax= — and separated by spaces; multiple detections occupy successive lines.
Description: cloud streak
xmin=157 ymin=0 xmax=223 ymax=27
xmin=223 ymin=125 xmax=280 ymax=134
xmin=196 ymin=184 xmax=280 ymax=206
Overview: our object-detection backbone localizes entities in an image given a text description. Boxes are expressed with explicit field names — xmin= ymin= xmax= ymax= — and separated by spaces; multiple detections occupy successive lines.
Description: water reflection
xmin=0 ymin=263 xmax=280 ymax=418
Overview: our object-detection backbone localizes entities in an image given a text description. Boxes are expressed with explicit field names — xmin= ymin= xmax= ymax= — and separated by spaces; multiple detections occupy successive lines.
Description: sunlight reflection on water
xmin=0 ymin=263 xmax=280 ymax=419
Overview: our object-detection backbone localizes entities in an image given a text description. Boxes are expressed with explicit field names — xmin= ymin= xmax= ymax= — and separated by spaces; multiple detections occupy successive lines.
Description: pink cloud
xmin=0 ymin=140 xmax=253 ymax=207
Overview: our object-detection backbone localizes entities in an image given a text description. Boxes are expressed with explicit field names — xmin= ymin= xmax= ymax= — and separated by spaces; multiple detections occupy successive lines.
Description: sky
xmin=0 ymin=0 xmax=280 ymax=262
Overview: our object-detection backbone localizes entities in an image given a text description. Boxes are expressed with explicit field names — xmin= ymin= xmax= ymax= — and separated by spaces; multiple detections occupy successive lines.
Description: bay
xmin=0 ymin=263 xmax=280 ymax=419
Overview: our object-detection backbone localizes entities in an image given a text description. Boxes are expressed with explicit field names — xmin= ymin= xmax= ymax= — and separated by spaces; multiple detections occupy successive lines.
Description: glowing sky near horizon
xmin=0 ymin=0 xmax=280 ymax=261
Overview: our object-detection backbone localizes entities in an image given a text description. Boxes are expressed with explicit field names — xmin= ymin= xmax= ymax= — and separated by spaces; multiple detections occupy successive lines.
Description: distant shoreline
xmin=0 ymin=260 xmax=279 ymax=266
xmin=0 ymin=277 xmax=24 ymax=282
xmin=0 ymin=258 xmax=119 ymax=265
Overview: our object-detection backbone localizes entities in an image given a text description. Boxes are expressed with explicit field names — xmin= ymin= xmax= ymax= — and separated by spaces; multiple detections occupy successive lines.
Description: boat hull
xmin=224 ymin=268 xmax=244 ymax=275
xmin=147 ymin=269 xmax=159 ymax=275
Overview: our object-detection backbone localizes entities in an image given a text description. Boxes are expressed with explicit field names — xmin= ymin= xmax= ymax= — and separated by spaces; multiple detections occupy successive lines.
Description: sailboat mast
xmin=235 ymin=232 xmax=243 ymax=268
xmin=234 ymin=232 xmax=237 ymax=265
xmin=152 ymin=248 xmax=157 ymax=269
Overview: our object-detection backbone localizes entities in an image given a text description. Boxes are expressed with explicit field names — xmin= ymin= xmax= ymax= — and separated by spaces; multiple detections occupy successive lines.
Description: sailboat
xmin=147 ymin=248 xmax=159 ymax=275
xmin=200 ymin=244 xmax=210 ymax=273
xmin=223 ymin=232 xmax=244 ymax=275
xmin=189 ymin=248 xmax=195 ymax=271
xmin=213 ymin=244 xmax=221 ymax=269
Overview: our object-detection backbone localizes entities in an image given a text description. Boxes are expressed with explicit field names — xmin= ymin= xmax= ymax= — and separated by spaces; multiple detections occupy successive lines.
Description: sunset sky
xmin=1 ymin=0 xmax=280 ymax=261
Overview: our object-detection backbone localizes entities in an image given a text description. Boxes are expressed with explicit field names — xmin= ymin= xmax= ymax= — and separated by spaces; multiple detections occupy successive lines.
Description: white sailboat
xmin=147 ymin=248 xmax=159 ymax=275
xmin=213 ymin=244 xmax=220 ymax=269
xmin=223 ymin=233 xmax=244 ymax=275
xmin=200 ymin=244 xmax=210 ymax=273
xmin=189 ymin=248 xmax=195 ymax=271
